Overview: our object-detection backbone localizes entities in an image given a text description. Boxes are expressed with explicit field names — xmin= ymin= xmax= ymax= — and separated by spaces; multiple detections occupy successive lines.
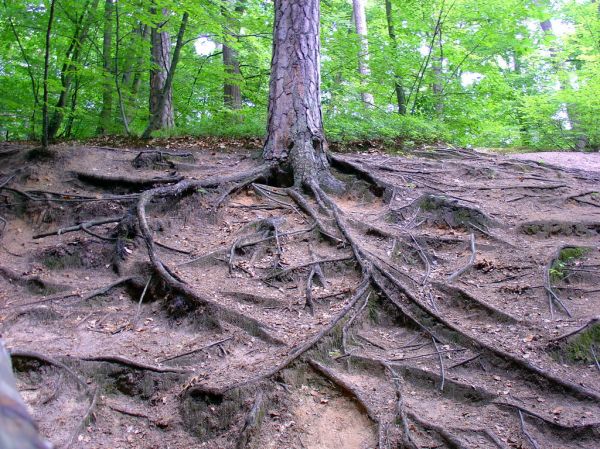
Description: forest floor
xmin=0 ymin=138 xmax=599 ymax=449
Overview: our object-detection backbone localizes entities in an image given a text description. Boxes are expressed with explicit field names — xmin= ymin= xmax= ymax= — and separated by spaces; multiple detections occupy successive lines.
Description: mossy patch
xmin=563 ymin=324 xmax=600 ymax=364
xmin=550 ymin=246 xmax=590 ymax=282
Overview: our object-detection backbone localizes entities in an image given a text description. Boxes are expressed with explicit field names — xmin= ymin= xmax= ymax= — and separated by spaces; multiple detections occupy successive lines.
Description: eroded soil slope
xmin=0 ymin=141 xmax=599 ymax=449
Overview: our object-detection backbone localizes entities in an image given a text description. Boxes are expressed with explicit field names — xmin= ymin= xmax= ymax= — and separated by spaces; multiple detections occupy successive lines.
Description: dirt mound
xmin=1 ymin=143 xmax=599 ymax=449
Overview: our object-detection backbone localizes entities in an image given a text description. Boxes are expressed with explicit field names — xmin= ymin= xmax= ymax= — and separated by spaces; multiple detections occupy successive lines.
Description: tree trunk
xmin=223 ymin=0 xmax=243 ymax=109
xmin=143 ymin=11 xmax=188 ymax=138
xmin=47 ymin=0 xmax=99 ymax=140
xmin=263 ymin=0 xmax=341 ymax=191
xmin=352 ymin=0 xmax=374 ymax=107
xmin=42 ymin=0 xmax=57 ymax=151
xmin=148 ymin=8 xmax=174 ymax=133
xmin=98 ymin=0 xmax=114 ymax=135
xmin=384 ymin=0 xmax=406 ymax=115
xmin=432 ymin=27 xmax=444 ymax=115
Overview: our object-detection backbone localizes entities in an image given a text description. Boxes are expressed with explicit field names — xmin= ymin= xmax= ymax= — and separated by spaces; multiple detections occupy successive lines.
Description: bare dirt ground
xmin=0 ymin=140 xmax=599 ymax=449
xmin=508 ymin=151 xmax=600 ymax=174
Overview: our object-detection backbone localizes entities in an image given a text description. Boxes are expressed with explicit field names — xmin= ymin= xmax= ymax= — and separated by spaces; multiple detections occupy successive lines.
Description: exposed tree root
xmin=73 ymin=170 xmax=184 ymax=189
xmin=8 ymin=349 xmax=87 ymax=389
xmin=77 ymin=355 xmax=191 ymax=374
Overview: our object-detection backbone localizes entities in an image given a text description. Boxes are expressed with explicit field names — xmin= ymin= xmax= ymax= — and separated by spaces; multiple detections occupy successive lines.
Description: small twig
xmin=549 ymin=317 xmax=599 ymax=342
xmin=447 ymin=353 xmax=481 ymax=370
xmin=136 ymin=275 xmax=152 ymax=318
xmin=591 ymin=346 xmax=600 ymax=373
xmin=155 ymin=240 xmax=191 ymax=254
xmin=67 ymin=388 xmax=98 ymax=448
xmin=33 ymin=216 xmax=123 ymax=239
xmin=387 ymin=348 xmax=466 ymax=362
xmin=448 ymin=233 xmax=476 ymax=282
xmin=518 ymin=410 xmax=540 ymax=449
xmin=160 ymin=337 xmax=233 ymax=363
xmin=342 ymin=293 xmax=371 ymax=353
xmin=432 ymin=337 xmax=445 ymax=391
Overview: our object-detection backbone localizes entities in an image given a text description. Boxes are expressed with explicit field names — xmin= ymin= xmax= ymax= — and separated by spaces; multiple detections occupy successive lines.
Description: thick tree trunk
xmin=148 ymin=8 xmax=174 ymax=133
xmin=223 ymin=0 xmax=243 ymax=109
xmin=42 ymin=0 xmax=57 ymax=151
xmin=352 ymin=0 xmax=374 ymax=107
xmin=263 ymin=0 xmax=341 ymax=191
xmin=98 ymin=0 xmax=114 ymax=135
xmin=384 ymin=0 xmax=406 ymax=115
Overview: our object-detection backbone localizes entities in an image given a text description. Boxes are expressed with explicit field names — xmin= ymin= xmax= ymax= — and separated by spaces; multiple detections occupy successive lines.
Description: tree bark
xmin=263 ymin=0 xmax=342 ymax=191
xmin=148 ymin=8 xmax=174 ymax=133
xmin=432 ymin=27 xmax=444 ymax=115
xmin=98 ymin=0 xmax=114 ymax=135
xmin=143 ymin=11 xmax=189 ymax=138
xmin=352 ymin=0 xmax=374 ymax=107
xmin=42 ymin=0 xmax=57 ymax=151
xmin=384 ymin=0 xmax=406 ymax=115
xmin=223 ymin=0 xmax=243 ymax=109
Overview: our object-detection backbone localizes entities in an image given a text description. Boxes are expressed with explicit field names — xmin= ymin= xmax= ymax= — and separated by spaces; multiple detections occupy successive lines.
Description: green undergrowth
xmin=550 ymin=247 xmax=590 ymax=282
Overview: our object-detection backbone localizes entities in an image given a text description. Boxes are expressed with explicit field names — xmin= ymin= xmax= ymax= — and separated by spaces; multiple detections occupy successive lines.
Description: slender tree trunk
xmin=148 ymin=8 xmax=174 ymax=133
xmin=42 ymin=0 xmax=56 ymax=152
xmin=98 ymin=0 xmax=114 ymax=135
xmin=114 ymin=0 xmax=131 ymax=135
xmin=64 ymin=77 xmax=80 ymax=138
xmin=263 ymin=0 xmax=341 ymax=191
xmin=384 ymin=0 xmax=406 ymax=115
xmin=131 ymin=25 xmax=149 ymax=96
xmin=47 ymin=0 xmax=100 ymax=140
xmin=223 ymin=0 xmax=243 ymax=109
xmin=352 ymin=0 xmax=374 ymax=107
xmin=432 ymin=27 xmax=444 ymax=115
xmin=143 ymin=11 xmax=189 ymax=138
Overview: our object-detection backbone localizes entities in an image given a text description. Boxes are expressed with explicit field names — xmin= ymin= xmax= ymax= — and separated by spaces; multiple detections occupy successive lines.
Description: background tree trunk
xmin=263 ymin=0 xmax=341 ymax=191
xmin=42 ymin=0 xmax=57 ymax=152
xmin=143 ymin=11 xmax=188 ymax=138
xmin=352 ymin=0 xmax=374 ymax=107
xmin=384 ymin=0 xmax=406 ymax=115
xmin=98 ymin=0 xmax=114 ymax=135
xmin=47 ymin=0 xmax=99 ymax=140
xmin=223 ymin=0 xmax=243 ymax=110
xmin=148 ymin=8 xmax=174 ymax=133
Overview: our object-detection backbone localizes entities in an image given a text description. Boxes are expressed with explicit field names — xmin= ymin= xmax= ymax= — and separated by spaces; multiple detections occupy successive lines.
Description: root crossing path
xmin=0 ymin=142 xmax=599 ymax=449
